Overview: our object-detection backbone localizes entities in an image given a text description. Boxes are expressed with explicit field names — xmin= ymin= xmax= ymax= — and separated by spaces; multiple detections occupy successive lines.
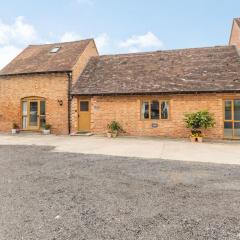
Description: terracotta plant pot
xmin=111 ymin=131 xmax=118 ymax=138
xmin=190 ymin=136 xmax=203 ymax=143
xmin=107 ymin=132 xmax=112 ymax=138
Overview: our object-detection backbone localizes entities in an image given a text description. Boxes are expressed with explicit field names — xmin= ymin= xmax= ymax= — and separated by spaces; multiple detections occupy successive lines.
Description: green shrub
xmin=107 ymin=121 xmax=123 ymax=133
xmin=45 ymin=124 xmax=51 ymax=130
xmin=184 ymin=110 xmax=215 ymax=134
xmin=12 ymin=123 xmax=19 ymax=129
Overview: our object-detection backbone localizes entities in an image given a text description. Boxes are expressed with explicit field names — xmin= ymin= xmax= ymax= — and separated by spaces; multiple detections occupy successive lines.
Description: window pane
xmin=29 ymin=102 xmax=38 ymax=126
xmin=40 ymin=116 xmax=46 ymax=128
xmin=161 ymin=101 xmax=169 ymax=119
xmin=151 ymin=101 xmax=159 ymax=119
xmin=234 ymin=100 xmax=240 ymax=121
xmin=22 ymin=116 xmax=27 ymax=129
xmin=22 ymin=101 xmax=27 ymax=115
xmin=40 ymin=101 xmax=45 ymax=115
xmin=80 ymin=101 xmax=89 ymax=111
xmin=225 ymin=100 xmax=232 ymax=120
xmin=224 ymin=122 xmax=233 ymax=138
xmin=142 ymin=101 xmax=149 ymax=119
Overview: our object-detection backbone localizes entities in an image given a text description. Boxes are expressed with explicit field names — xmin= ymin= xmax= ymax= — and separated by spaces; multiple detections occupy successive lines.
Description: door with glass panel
xmin=224 ymin=99 xmax=240 ymax=139
xmin=78 ymin=100 xmax=91 ymax=132
xmin=21 ymin=98 xmax=46 ymax=130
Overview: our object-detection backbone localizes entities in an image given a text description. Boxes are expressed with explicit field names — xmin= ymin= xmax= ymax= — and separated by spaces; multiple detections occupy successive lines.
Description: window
xmin=141 ymin=100 xmax=169 ymax=120
xmin=50 ymin=47 xmax=60 ymax=53
xmin=224 ymin=99 xmax=240 ymax=138
xmin=142 ymin=101 xmax=149 ymax=119
xmin=40 ymin=101 xmax=46 ymax=128
xmin=22 ymin=101 xmax=28 ymax=129
xmin=151 ymin=101 xmax=159 ymax=119
xmin=161 ymin=101 xmax=169 ymax=119
xmin=80 ymin=101 xmax=89 ymax=112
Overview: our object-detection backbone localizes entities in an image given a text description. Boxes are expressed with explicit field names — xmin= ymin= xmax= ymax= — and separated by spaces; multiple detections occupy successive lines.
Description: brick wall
xmin=0 ymin=73 xmax=69 ymax=134
xmin=71 ymin=93 xmax=240 ymax=139
xmin=71 ymin=40 xmax=99 ymax=84
xmin=229 ymin=20 xmax=240 ymax=48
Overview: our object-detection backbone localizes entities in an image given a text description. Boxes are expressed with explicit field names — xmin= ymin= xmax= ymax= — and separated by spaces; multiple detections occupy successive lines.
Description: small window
xmin=225 ymin=100 xmax=232 ymax=120
xmin=142 ymin=101 xmax=149 ymax=119
xmin=40 ymin=101 xmax=46 ymax=128
xmin=50 ymin=47 xmax=60 ymax=53
xmin=80 ymin=101 xmax=89 ymax=112
xmin=161 ymin=101 xmax=169 ymax=119
xmin=141 ymin=100 xmax=169 ymax=120
xmin=151 ymin=101 xmax=159 ymax=119
xmin=22 ymin=101 xmax=28 ymax=129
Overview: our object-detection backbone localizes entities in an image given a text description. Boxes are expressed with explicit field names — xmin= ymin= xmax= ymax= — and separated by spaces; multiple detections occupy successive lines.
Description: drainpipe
xmin=67 ymin=72 xmax=72 ymax=134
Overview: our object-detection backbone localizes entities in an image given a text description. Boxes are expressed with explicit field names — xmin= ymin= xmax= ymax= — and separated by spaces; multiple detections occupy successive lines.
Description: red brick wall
xmin=71 ymin=40 xmax=99 ymax=84
xmin=0 ymin=73 xmax=69 ymax=134
xmin=229 ymin=20 xmax=240 ymax=48
xmin=71 ymin=93 xmax=240 ymax=139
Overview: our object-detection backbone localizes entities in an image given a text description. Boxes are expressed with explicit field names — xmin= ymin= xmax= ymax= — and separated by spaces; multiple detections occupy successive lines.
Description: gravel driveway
xmin=0 ymin=145 xmax=240 ymax=240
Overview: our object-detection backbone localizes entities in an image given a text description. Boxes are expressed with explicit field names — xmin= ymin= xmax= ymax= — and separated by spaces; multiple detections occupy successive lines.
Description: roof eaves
xmin=0 ymin=70 xmax=72 ymax=77
xmin=71 ymin=89 xmax=240 ymax=96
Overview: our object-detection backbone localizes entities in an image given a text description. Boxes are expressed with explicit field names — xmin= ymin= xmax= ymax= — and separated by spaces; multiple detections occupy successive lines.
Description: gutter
xmin=0 ymin=70 xmax=71 ymax=77
xmin=71 ymin=89 xmax=240 ymax=97
xmin=67 ymin=72 xmax=72 ymax=134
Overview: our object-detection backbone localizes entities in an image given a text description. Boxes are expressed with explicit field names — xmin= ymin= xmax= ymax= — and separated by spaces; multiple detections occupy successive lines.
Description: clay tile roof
xmin=72 ymin=45 xmax=240 ymax=95
xmin=0 ymin=39 xmax=93 ymax=76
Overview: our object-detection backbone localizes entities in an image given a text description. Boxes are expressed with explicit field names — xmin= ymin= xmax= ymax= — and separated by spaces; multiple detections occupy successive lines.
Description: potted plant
xmin=43 ymin=124 xmax=51 ymax=135
xmin=184 ymin=110 xmax=215 ymax=142
xmin=11 ymin=123 xmax=19 ymax=134
xmin=106 ymin=121 xmax=123 ymax=138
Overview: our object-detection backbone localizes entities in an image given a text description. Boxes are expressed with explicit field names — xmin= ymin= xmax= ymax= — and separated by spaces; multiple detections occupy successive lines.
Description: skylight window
xmin=50 ymin=47 xmax=60 ymax=53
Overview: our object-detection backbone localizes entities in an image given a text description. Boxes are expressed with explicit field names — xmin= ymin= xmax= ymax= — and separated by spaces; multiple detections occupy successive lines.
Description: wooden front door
xmin=78 ymin=100 xmax=91 ymax=132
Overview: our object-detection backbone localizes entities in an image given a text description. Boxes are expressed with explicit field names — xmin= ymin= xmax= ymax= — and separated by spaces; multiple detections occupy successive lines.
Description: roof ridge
xmin=28 ymin=38 xmax=93 ymax=47
xmin=98 ymin=45 xmax=234 ymax=59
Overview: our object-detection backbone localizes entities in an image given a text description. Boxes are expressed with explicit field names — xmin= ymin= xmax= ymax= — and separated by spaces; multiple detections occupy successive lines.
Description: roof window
xmin=50 ymin=47 xmax=60 ymax=53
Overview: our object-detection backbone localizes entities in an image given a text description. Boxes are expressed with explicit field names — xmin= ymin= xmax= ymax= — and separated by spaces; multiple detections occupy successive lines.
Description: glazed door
xmin=22 ymin=98 xmax=46 ymax=130
xmin=78 ymin=100 xmax=91 ymax=132
xmin=29 ymin=101 xmax=39 ymax=129
xmin=224 ymin=99 xmax=240 ymax=139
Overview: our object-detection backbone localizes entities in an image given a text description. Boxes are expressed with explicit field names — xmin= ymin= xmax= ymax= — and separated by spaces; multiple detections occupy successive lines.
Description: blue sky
xmin=0 ymin=0 xmax=239 ymax=68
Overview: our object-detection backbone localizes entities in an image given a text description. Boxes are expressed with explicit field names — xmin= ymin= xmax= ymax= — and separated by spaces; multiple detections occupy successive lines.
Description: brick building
xmin=1 ymin=18 xmax=240 ymax=139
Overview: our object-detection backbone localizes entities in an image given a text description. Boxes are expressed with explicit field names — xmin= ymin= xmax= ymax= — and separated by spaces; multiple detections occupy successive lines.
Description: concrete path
xmin=0 ymin=134 xmax=240 ymax=165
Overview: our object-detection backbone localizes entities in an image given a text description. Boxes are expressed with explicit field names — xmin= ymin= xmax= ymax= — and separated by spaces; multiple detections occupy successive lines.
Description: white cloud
xmin=0 ymin=16 xmax=36 ymax=45
xmin=0 ymin=45 xmax=22 ymax=69
xmin=0 ymin=17 xmax=37 ymax=70
xmin=95 ymin=33 xmax=109 ymax=53
xmin=119 ymin=32 xmax=163 ymax=52
xmin=60 ymin=32 xmax=82 ymax=42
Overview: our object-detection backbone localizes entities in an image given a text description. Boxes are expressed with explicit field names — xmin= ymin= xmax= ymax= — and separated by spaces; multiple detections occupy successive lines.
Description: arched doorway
xmin=21 ymin=97 xmax=46 ymax=130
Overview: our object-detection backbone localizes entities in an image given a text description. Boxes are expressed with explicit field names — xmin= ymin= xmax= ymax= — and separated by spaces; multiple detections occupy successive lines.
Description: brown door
xmin=78 ymin=100 xmax=91 ymax=132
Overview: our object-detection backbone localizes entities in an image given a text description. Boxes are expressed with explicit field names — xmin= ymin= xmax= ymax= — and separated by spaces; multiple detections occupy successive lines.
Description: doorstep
xmin=70 ymin=132 xmax=94 ymax=136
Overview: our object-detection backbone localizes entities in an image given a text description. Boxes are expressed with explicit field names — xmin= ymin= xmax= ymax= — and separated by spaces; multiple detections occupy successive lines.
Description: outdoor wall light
xmin=58 ymin=100 xmax=63 ymax=106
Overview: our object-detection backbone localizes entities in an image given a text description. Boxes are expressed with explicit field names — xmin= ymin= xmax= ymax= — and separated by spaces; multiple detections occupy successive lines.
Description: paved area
xmin=0 ymin=134 xmax=240 ymax=164
xmin=0 ymin=145 xmax=240 ymax=240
